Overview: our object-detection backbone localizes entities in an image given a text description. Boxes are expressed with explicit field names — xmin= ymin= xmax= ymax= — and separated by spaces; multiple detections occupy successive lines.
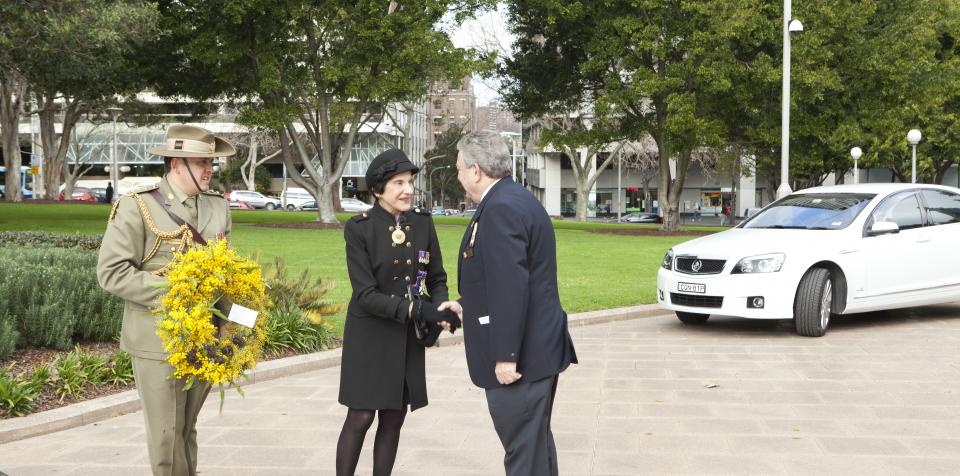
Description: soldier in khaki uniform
xmin=97 ymin=124 xmax=235 ymax=476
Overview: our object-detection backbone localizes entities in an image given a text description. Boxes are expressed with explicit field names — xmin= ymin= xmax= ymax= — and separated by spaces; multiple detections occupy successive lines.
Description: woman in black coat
xmin=336 ymin=149 xmax=460 ymax=476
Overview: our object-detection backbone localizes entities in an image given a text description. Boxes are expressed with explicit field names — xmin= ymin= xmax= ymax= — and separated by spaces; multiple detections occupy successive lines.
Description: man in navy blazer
xmin=439 ymin=130 xmax=577 ymax=476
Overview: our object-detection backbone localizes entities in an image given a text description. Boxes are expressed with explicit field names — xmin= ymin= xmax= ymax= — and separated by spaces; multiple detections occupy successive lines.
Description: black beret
xmin=365 ymin=149 xmax=420 ymax=190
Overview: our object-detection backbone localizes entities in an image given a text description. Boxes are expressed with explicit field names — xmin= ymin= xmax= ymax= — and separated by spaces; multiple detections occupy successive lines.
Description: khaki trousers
xmin=132 ymin=356 xmax=211 ymax=476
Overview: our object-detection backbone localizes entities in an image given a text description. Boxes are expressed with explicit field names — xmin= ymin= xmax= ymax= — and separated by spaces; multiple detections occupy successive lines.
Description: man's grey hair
xmin=457 ymin=130 xmax=513 ymax=179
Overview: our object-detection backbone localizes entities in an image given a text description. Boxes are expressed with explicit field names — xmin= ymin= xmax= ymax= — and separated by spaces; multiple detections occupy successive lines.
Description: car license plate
xmin=677 ymin=282 xmax=706 ymax=294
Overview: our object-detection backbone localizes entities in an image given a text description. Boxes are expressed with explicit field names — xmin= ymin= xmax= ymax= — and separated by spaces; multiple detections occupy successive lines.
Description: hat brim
xmin=390 ymin=161 xmax=420 ymax=177
xmin=147 ymin=137 xmax=236 ymax=158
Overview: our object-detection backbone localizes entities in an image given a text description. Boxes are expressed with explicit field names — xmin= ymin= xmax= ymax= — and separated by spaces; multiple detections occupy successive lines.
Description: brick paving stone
xmin=2 ymin=304 xmax=960 ymax=475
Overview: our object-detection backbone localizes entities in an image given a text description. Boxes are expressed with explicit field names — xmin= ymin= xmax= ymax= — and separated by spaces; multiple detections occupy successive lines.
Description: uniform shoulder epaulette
xmin=350 ymin=212 xmax=371 ymax=223
xmin=108 ymin=184 xmax=158 ymax=222
xmin=202 ymin=189 xmax=225 ymax=198
xmin=128 ymin=183 xmax=160 ymax=196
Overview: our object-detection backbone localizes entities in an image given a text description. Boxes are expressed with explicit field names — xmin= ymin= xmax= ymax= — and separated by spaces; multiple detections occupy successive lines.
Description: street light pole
xmin=850 ymin=147 xmax=862 ymax=184
xmin=617 ymin=145 xmax=622 ymax=223
xmin=428 ymin=165 xmax=449 ymax=209
xmin=106 ymin=107 xmax=122 ymax=200
xmin=778 ymin=1 xmax=803 ymax=199
xmin=907 ymin=129 xmax=922 ymax=184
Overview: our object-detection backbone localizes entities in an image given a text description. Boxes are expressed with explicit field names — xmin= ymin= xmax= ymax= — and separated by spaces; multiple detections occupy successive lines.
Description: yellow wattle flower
xmin=154 ymin=239 xmax=271 ymax=403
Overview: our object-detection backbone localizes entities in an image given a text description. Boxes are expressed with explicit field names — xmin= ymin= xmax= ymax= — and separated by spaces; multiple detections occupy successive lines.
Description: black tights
xmin=336 ymin=407 xmax=408 ymax=476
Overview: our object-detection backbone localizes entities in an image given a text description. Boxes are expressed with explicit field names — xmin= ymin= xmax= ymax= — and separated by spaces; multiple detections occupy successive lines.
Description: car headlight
xmin=661 ymin=249 xmax=674 ymax=270
xmin=732 ymin=253 xmax=785 ymax=274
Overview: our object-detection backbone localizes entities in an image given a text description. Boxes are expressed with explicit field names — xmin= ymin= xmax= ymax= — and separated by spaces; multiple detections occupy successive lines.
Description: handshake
xmin=410 ymin=298 xmax=462 ymax=334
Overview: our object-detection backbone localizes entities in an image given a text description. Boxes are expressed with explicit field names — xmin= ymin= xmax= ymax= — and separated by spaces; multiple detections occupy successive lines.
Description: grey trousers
xmin=485 ymin=375 xmax=560 ymax=476
xmin=132 ymin=356 xmax=211 ymax=476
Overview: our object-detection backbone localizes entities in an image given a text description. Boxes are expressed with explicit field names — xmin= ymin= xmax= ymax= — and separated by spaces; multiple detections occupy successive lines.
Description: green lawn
xmin=0 ymin=202 xmax=710 ymax=324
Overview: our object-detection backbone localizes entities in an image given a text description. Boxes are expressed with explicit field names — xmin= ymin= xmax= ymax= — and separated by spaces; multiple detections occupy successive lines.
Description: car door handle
xmin=916 ymin=238 xmax=931 ymax=243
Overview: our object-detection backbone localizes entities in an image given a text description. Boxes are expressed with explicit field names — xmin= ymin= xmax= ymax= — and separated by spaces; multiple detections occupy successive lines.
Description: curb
xmin=0 ymin=304 xmax=670 ymax=444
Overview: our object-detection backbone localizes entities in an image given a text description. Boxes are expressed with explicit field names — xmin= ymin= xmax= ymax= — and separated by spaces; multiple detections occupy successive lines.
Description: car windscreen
xmin=742 ymin=193 xmax=875 ymax=230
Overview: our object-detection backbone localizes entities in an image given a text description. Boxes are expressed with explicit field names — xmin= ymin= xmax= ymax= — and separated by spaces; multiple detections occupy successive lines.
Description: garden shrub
xmin=0 ymin=231 xmax=102 ymax=250
xmin=50 ymin=345 xmax=110 ymax=401
xmin=104 ymin=351 xmax=134 ymax=386
xmin=262 ymin=307 xmax=335 ymax=356
xmin=0 ymin=367 xmax=39 ymax=417
xmin=261 ymin=257 xmax=341 ymax=355
xmin=0 ymin=314 xmax=18 ymax=359
xmin=0 ymin=246 xmax=122 ymax=352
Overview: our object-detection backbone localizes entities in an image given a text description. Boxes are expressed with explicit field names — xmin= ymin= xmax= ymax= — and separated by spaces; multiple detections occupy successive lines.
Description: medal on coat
xmin=418 ymin=250 xmax=430 ymax=264
xmin=391 ymin=228 xmax=406 ymax=244
xmin=414 ymin=270 xmax=428 ymax=294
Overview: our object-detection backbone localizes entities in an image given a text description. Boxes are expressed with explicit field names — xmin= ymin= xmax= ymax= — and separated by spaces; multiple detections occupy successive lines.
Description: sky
xmin=448 ymin=5 xmax=514 ymax=107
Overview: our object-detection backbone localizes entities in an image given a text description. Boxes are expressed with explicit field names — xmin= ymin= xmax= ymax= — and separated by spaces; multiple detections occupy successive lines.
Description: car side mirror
xmin=868 ymin=221 xmax=900 ymax=236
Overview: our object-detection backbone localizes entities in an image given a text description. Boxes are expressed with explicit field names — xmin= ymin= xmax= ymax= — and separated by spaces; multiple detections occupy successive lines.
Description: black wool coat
xmin=338 ymin=203 xmax=449 ymax=411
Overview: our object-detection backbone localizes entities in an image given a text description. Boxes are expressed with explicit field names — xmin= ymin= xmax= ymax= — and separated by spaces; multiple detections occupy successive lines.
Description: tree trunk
xmin=316 ymin=180 xmax=338 ymax=223
xmin=934 ymin=161 xmax=953 ymax=185
xmin=642 ymin=177 xmax=652 ymax=212
xmin=574 ymin=170 xmax=590 ymax=221
xmin=0 ymin=76 xmax=25 ymax=201
xmin=39 ymin=96 xmax=81 ymax=199
xmin=244 ymin=133 xmax=258 ymax=191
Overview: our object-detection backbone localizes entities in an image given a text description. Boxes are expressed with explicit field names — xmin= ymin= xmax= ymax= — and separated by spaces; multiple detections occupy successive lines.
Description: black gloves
xmin=410 ymin=298 xmax=461 ymax=333
xmin=421 ymin=302 xmax=461 ymax=331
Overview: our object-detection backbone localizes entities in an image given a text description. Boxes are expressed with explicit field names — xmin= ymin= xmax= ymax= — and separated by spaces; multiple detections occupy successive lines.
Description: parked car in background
xmin=281 ymin=188 xmax=314 ymax=210
xmin=459 ymin=209 xmax=477 ymax=218
xmin=658 ymin=183 xmax=960 ymax=337
xmin=620 ymin=212 xmax=661 ymax=224
xmin=58 ymin=187 xmax=98 ymax=202
xmin=228 ymin=190 xmax=281 ymax=210
xmin=224 ymin=192 xmax=253 ymax=210
xmin=341 ymin=197 xmax=372 ymax=212
xmin=89 ymin=188 xmax=108 ymax=203
xmin=431 ymin=206 xmax=445 ymax=216
xmin=298 ymin=197 xmax=373 ymax=213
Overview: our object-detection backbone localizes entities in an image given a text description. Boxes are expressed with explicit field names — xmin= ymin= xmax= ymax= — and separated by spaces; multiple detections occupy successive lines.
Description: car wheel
xmin=265 ymin=203 xmax=276 ymax=210
xmin=794 ymin=267 xmax=832 ymax=337
xmin=676 ymin=312 xmax=709 ymax=324
xmin=286 ymin=204 xmax=295 ymax=211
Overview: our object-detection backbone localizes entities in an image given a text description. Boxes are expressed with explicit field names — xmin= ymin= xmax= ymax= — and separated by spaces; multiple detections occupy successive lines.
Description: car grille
xmin=670 ymin=293 xmax=724 ymax=308
xmin=675 ymin=257 xmax=726 ymax=275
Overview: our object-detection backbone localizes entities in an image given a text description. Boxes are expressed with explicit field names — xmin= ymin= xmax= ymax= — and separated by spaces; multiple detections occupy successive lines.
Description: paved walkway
xmin=2 ymin=304 xmax=960 ymax=475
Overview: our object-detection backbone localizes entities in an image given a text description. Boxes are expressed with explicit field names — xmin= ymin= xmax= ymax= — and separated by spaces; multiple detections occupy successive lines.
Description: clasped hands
xmin=421 ymin=300 xmax=462 ymax=333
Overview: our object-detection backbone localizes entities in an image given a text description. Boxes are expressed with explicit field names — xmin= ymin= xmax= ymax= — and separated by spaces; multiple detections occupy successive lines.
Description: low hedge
xmin=0 ymin=231 xmax=102 ymax=250
xmin=0 ymin=247 xmax=123 ymax=357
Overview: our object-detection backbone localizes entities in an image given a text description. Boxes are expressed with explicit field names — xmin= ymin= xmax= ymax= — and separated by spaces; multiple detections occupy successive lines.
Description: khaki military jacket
xmin=96 ymin=177 xmax=231 ymax=360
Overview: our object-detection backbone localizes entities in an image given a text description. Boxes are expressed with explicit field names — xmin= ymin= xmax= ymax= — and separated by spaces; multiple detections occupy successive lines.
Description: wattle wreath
xmin=155 ymin=239 xmax=269 ymax=409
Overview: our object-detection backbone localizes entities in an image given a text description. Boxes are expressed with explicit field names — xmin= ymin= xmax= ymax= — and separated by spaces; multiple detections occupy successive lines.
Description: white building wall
xmin=543 ymin=153 xmax=562 ymax=215
xmin=738 ymin=167 xmax=757 ymax=216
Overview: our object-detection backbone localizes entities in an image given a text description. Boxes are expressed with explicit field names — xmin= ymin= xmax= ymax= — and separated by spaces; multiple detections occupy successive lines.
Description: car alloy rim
xmin=820 ymin=279 xmax=832 ymax=329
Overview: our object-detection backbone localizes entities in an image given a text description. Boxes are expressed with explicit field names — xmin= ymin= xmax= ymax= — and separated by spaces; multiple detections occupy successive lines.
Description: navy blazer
xmin=458 ymin=178 xmax=577 ymax=389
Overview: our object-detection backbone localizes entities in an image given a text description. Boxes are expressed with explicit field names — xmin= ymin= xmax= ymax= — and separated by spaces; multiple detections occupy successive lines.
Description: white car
xmin=657 ymin=183 xmax=960 ymax=336
xmin=341 ymin=197 xmax=372 ymax=213
xmin=281 ymin=187 xmax=314 ymax=210
xmin=298 ymin=197 xmax=372 ymax=213
xmin=229 ymin=190 xmax=282 ymax=210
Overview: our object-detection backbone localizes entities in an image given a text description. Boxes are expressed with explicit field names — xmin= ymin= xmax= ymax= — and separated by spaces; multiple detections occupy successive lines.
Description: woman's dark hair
xmin=369 ymin=180 xmax=386 ymax=197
